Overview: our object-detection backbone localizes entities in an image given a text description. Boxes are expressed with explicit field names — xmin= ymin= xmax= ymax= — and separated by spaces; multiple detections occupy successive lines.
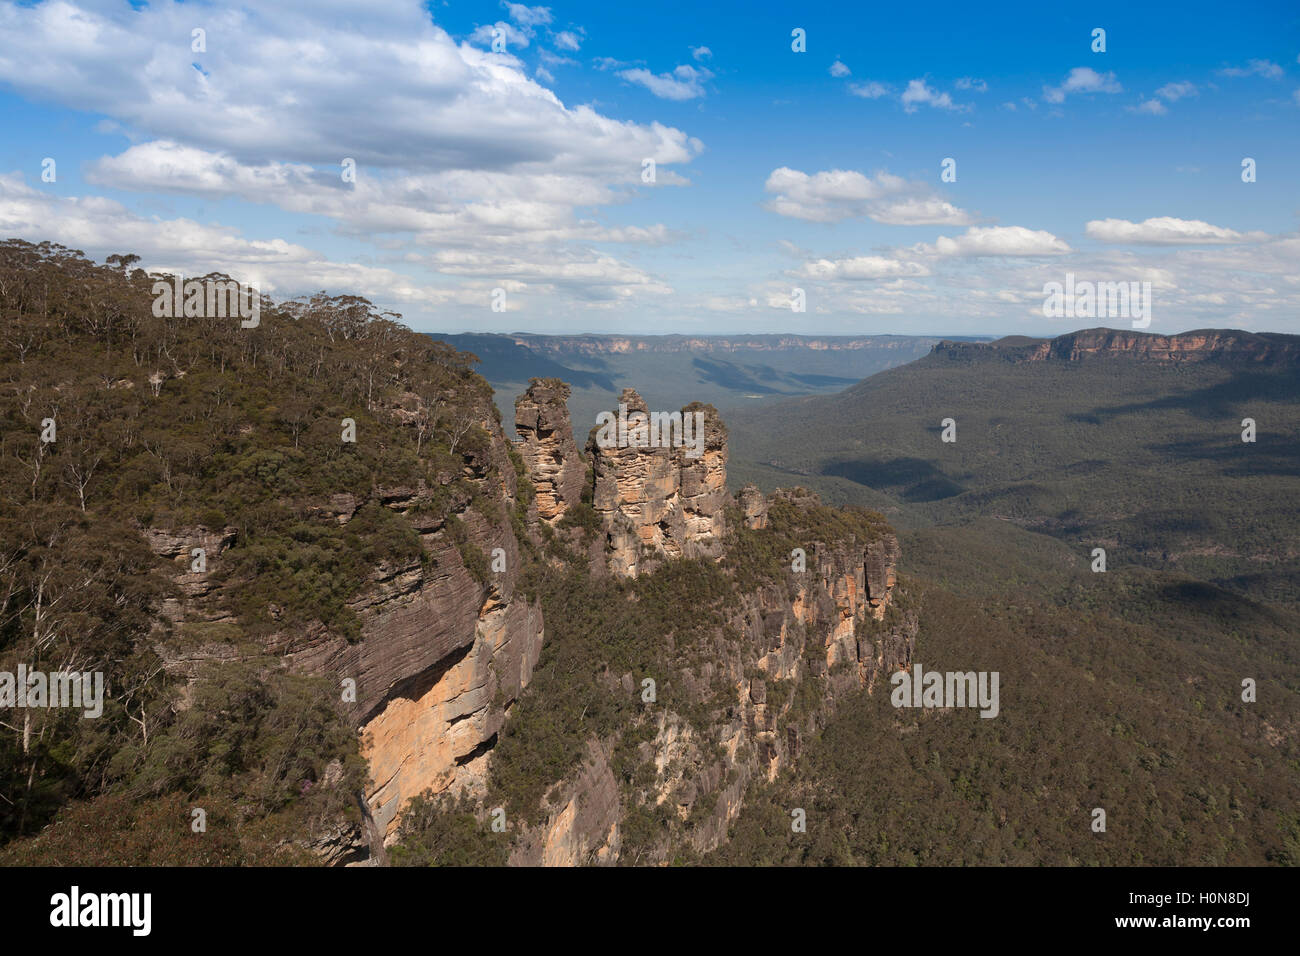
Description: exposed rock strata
xmin=514 ymin=378 xmax=586 ymax=524
xmin=934 ymin=328 xmax=1300 ymax=364
xmin=586 ymin=388 xmax=728 ymax=578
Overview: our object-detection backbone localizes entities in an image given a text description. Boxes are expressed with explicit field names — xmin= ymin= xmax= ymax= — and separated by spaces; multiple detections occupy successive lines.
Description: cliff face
xmin=510 ymin=518 xmax=913 ymax=865
xmin=147 ymin=376 xmax=908 ymax=865
xmin=506 ymin=410 xmax=913 ymax=865
xmin=933 ymin=328 xmax=1300 ymax=364
xmin=586 ymin=388 xmax=728 ymax=578
xmin=514 ymin=379 xmax=585 ymax=524
xmin=146 ymin=389 xmax=544 ymax=850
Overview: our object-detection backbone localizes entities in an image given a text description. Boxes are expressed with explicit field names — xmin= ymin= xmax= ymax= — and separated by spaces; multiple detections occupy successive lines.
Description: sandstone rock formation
xmin=512 ymin=496 xmax=914 ymax=863
xmin=586 ymin=388 xmax=728 ymax=577
xmin=146 ymin=374 xmax=910 ymax=864
xmin=147 ymin=390 xmax=545 ymax=849
xmin=737 ymin=483 xmax=768 ymax=530
xmin=514 ymin=378 xmax=586 ymax=524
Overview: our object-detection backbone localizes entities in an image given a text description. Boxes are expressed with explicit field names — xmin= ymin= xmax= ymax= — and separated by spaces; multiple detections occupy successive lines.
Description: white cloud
xmin=955 ymin=77 xmax=987 ymax=92
xmin=901 ymin=78 xmax=960 ymax=112
xmin=763 ymin=167 xmax=972 ymax=226
xmin=830 ymin=60 xmax=851 ymax=78
xmin=796 ymin=256 xmax=931 ymax=280
xmin=691 ymin=46 xmax=712 ymax=61
xmin=553 ymin=30 xmax=582 ymax=51
xmin=1043 ymin=67 xmax=1122 ymax=103
xmin=502 ymin=3 xmax=552 ymax=28
xmin=618 ymin=64 xmax=712 ymax=100
xmin=1085 ymin=217 xmax=1268 ymax=245
xmin=0 ymin=1 xmax=707 ymax=317
xmin=1155 ymin=81 xmax=1197 ymax=101
xmin=1131 ymin=98 xmax=1167 ymax=115
xmin=848 ymin=81 xmax=890 ymax=99
xmin=471 ymin=20 xmax=531 ymax=49
xmin=1217 ymin=59 xmax=1283 ymax=79
xmin=916 ymin=226 xmax=1071 ymax=257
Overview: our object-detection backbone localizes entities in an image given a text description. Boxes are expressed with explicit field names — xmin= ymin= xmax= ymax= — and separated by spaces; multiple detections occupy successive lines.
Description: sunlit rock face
xmin=586 ymin=388 xmax=728 ymax=578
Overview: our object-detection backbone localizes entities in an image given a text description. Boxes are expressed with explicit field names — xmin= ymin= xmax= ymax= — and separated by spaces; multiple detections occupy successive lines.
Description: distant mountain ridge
xmin=433 ymin=332 xmax=987 ymax=438
xmin=932 ymin=328 xmax=1300 ymax=365
xmin=509 ymin=333 xmax=958 ymax=355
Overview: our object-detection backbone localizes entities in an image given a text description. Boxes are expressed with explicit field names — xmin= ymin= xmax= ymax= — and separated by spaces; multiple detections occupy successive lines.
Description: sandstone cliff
xmin=933 ymin=328 xmax=1300 ymax=364
xmin=503 ymin=402 xmax=913 ymax=865
xmin=586 ymin=388 xmax=728 ymax=578
xmin=514 ymin=378 xmax=586 ymax=525
xmin=145 ymin=375 xmax=910 ymax=866
xmin=145 ymin=387 xmax=544 ymax=852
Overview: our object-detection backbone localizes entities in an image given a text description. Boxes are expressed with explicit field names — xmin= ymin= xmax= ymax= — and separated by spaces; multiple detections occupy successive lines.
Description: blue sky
xmin=0 ymin=0 xmax=1297 ymax=336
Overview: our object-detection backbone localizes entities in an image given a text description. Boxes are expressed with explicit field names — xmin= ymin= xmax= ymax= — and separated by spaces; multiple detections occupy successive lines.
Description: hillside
xmin=2 ymin=245 xmax=1296 ymax=868
xmin=709 ymin=329 xmax=1300 ymax=865
xmin=0 ymin=241 xmax=911 ymax=865
xmin=728 ymin=328 xmax=1300 ymax=610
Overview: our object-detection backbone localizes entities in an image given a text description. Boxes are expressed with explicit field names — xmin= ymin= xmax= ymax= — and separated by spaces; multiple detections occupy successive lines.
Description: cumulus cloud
xmin=1043 ymin=67 xmax=1122 ymax=103
xmin=502 ymin=3 xmax=552 ymax=28
xmin=0 ymin=0 xmax=702 ymax=316
xmin=763 ymin=167 xmax=972 ymax=226
xmin=901 ymin=78 xmax=960 ymax=112
xmin=691 ymin=46 xmax=712 ymax=61
xmin=796 ymin=256 xmax=931 ymax=280
xmin=830 ymin=60 xmax=851 ymax=77
xmin=1132 ymin=98 xmax=1167 ymax=115
xmin=1217 ymin=59 xmax=1283 ymax=79
xmin=1131 ymin=81 xmax=1197 ymax=115
xmin=1085 ymin=217 xmax=1269 ymax=245
xmin=955 ymin=77 xmax=987 ymax=92
xmin=553 ymin=30 xmax=582 ymax=51
xmin=1155 ymin=81 xmax=1197 ymax=101
xmin=915 ymin=226 xmax=1071 ymax=257
xmin=848 ymin=81 xmax=890 ymax=99
xmin=0 ymin=2 xmax=700 ymax=177
xmin=618 ymin=64 xmax=713 ymax=100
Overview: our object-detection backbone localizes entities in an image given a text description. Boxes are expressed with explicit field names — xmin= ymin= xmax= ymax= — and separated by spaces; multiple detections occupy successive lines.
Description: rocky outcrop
xmin=146 ymin=391 xmax=545 ymax=851
xmin=514 ymin=379 xmax=586 ymax=524
xmin=313 ymin=410 xmax=542 ymax=844
xmin=586 ymin=388 xmax=728 ymax=578
xmin=737 ymin=483 xmax=768 ymax=530
xmin=142 ymin=525 xmax=238 ymax=625
xmin=508 ymin=741 xmax=622 ymax=866
xmin=513 ymin=487 xmax=913 ymax=865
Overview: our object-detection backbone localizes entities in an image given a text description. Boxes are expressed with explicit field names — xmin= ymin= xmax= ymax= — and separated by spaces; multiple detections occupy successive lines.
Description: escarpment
xmin=145 ymin=385 xmax=545 ymax=852
xmin=933 ymin=328 xmax=1300 ymax=364
xmin=147 ymin=371 xmax=908 ymax=865
xmin=495 ymin=396 xmax=913 ymax=866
